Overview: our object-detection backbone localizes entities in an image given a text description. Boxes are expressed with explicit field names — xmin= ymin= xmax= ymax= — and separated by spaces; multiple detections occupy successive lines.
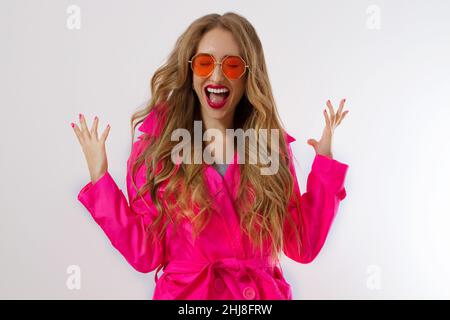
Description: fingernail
xmin=79 ymin=113 xmax=82 ymax=119
xmin=70 ymin=122 xmax=74 ymax=128
xmin=94 ymin=116 xmax=98 ymax=121
xmin=327 ymin=100 xmax=330 ymax=104
xmin=107 ymin=124 xmax=110 ymax=128
xmin=343 ymin=98 xmax=346 ymax=102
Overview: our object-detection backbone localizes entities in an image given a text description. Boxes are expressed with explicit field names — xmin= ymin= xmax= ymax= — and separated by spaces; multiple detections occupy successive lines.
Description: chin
xmin=202 ymin=103 xmax=229 ymax=117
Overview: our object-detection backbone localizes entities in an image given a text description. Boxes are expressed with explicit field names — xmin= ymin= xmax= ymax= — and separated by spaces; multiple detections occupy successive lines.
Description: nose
xmin=210 ymin=63 xmax=225 ymax=82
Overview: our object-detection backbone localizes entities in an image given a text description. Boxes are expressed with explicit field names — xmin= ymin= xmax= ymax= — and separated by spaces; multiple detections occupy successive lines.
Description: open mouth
xmin=204 ymin=86 xmax=230 ymax=109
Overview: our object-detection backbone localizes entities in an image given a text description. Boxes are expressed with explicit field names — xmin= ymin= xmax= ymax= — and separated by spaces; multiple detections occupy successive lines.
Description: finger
xmin=307 ymin=138 xmax=318 ymax=152
xmin=323 ymin=108 xmax=331 ymax=128
xmin=79 ymin=113 xmax=91 ymax=139
xmin=90 ymin=116 xmax=99 ymax=140
xmin=326 ymin=100 xmax=335 ymax=121
xmin=337 ymin=110 xmax=349 ymax=125
xmin=100 ymin=124 xmax=111 ymax=143
xmin=336 ymin=98 xmax=346 ymax=117
xmin=71 ymin=122 xmax=84 ymax=145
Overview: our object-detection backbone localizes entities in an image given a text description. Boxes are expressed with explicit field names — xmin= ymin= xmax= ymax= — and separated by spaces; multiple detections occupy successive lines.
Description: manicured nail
xmin=327 ymin=100 xmax=330 ymax=104
xmin=79 ymin=113 xmax=82 ymax=119
xmin=70 ymin=122 xmax=74 ymax=128
xmin=343 ymin=98 xmax=346 ymax=102
xmin=94 ymin=116 xmax=98 ymax=121
xmin=107 ymin=124 xmax=110 ymax=128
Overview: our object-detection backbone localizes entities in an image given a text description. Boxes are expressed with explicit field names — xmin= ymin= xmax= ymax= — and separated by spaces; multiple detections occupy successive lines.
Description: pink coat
xmin=77 ymin=107 xmax=349 ymax=300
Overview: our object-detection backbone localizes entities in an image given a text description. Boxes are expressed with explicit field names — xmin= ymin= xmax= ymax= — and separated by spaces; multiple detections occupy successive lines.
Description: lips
xmin=204 ymin=84 xmax=230 ymax=109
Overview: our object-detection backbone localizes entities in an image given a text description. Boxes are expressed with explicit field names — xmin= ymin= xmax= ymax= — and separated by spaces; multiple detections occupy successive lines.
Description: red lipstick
xmin=204 ymin=84 xmax=230 ymax=109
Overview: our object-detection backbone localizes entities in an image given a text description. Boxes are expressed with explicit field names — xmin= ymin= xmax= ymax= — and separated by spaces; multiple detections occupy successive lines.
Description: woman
xmin=71 ymin=12 xmax=349 ymax=300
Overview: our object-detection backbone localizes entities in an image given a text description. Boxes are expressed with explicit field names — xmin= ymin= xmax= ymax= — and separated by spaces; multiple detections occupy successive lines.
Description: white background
xmin=1 ymin=0 xmax=449 ymax=299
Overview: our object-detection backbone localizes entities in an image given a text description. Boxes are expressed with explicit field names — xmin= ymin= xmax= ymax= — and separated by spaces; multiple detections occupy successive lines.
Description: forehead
xmin=196 ymin=28 xmax=242 ymax=59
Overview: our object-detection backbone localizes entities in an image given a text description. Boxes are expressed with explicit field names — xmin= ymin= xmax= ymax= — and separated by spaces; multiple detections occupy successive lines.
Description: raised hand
xmin=307 ymin=98 xmax=349 ymax=159
xmin=71 ymin=114 xmax=111 ymax=184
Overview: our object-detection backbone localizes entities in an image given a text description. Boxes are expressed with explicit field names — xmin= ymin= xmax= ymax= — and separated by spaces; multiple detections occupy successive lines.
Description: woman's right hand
xmin=71 ymin=114 xmax=111 ymax=184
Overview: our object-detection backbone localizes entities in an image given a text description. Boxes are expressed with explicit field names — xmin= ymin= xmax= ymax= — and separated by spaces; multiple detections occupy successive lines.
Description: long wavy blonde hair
xmin=129 ymin=12 xmax=302 ymax=261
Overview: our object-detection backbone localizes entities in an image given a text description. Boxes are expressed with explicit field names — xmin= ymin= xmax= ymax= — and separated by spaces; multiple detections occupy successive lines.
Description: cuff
xmin=77 ymin=171 xmax=118 ymax=213
xmin=311 ymin=153 xmax=349 ymax=200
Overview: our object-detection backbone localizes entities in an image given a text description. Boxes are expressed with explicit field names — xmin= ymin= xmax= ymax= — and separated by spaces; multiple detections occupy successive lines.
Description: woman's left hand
xmin=307 ymin=98 xmax=349 ymax=159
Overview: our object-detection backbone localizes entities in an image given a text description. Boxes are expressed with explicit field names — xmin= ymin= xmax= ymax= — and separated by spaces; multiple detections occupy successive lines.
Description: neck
xmin=202 ymin=114 xmax=235 ymax=164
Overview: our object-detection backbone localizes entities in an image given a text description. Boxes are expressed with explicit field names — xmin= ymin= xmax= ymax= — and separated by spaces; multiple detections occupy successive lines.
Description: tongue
xmin=210 ymin=92 xmax=226 ymax=103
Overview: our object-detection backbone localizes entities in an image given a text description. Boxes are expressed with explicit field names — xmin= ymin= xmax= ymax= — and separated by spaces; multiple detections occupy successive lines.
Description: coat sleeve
xmin=282 ymin=134 xmax=349 ymax=264
xmin=77 ymin=135 xmax=164 ymax=273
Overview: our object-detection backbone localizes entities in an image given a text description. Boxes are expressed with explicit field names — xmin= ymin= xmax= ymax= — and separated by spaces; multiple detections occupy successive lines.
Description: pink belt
xmin=154 ymin=256 xmax=275 ymax=283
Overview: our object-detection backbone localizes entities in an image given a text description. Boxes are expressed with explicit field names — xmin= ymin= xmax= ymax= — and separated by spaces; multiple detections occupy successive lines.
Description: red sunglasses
xmin=189 ymin=53 xmax=249 ymax=80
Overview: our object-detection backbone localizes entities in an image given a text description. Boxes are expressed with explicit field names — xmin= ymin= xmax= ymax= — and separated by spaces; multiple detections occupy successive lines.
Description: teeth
xmin=206 ymin=87 xmax=229 ymax=94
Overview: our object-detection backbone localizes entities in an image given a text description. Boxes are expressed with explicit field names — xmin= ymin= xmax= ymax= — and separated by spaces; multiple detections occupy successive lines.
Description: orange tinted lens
xmin=192 ymin=54 xmax=214 ymax=77
xmin=223 ymin=56 xmax=245 ymax=79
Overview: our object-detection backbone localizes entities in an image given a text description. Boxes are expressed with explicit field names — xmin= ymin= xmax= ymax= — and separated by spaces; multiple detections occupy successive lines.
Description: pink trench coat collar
xmin=77 ymin=105 xmax=349 ymax=300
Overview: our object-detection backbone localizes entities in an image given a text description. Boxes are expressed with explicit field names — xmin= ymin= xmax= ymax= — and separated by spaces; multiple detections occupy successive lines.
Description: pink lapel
xmin=137 ymin=102 xmax=168 ymax=136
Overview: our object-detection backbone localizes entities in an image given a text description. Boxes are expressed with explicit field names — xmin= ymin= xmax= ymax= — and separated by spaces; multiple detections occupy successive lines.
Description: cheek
xmin=193 ymin=76 xmax=203 ymax=94
xmin=233 ymin=80 xmax=246 ymax=98
xmin=192 ymin=76 xmax=199 ymax=88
